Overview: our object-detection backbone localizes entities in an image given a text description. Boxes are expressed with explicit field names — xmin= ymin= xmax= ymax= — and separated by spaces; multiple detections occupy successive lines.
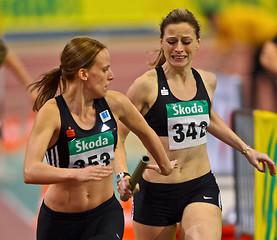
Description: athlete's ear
xmin=160 ymin=38 xmax=164 ymax=49
xmin=78 ymin=68 xmax=88 ymax=81
xmin=195 ymin=38 xmax=201 ymax=50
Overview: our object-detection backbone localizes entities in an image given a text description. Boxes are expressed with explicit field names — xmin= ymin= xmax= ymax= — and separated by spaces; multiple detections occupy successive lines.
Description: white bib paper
xmin=68 ymin=131 xmax=114 ymax=168
xmin=166 ymin=100 xmax=210 ymax=150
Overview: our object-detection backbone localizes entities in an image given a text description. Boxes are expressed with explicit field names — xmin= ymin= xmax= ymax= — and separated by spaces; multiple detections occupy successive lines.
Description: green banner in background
xmin=0 ymin=0 xmax=277 ymax=38
xmin=0 ymin=0 xmax=81 ymax=33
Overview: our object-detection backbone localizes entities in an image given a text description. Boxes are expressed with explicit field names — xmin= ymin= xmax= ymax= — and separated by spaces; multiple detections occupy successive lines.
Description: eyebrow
xmin=166 ymin=36 xmax=193 ymax=39
xmin=102 ymin=64 xmax=110 ymax=69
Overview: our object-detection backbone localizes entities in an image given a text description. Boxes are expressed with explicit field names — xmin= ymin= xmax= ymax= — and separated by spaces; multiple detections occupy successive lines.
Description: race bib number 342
xmin=166 ymin=100 xmax=210 ymax=150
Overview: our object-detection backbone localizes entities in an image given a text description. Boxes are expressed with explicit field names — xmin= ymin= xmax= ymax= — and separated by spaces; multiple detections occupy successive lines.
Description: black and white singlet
xmin=144 ymin=66 xmax=211 ymax=150
xmin=45 ymin=95 xmax=117 ymax=168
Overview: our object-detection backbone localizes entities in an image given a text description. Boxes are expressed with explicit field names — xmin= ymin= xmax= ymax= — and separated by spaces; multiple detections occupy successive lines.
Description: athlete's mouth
xmin=171 ymin=55 xmax=187 ymax=59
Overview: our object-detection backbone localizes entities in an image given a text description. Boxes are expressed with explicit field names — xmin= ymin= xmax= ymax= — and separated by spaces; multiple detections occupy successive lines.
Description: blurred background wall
xmin=0 ymin=0 xmax=277 ymax=239
xmin=1 ymin=0 xmax=277 ymax=41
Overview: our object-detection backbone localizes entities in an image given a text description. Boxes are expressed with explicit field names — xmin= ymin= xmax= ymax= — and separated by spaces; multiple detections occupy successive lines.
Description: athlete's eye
xmin=103 ymin=67 xmax=109 ymax=72
xmin=183 ymin=41 xmax=191 ymax=45
xmin=167 ymin=41 xmax=176 ymax=45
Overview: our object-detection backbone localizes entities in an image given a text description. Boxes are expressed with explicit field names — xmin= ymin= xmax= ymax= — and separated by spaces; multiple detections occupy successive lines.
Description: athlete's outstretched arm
xmin=108 ymin=91 xmax=175 ymax=176
xmin=208 ymin=109 xmax=276 ymax=176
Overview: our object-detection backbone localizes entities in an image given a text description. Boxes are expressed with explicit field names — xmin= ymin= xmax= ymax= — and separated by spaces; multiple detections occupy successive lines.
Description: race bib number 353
xmin=68 ymin=131 xmax=114 ymax=168
xmin=166 ymin=100 xmax=210 ymax=150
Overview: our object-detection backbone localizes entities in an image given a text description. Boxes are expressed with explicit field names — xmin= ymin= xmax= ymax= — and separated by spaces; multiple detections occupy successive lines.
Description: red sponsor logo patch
xmin=66 ymin=127 xmax=75 ymax=137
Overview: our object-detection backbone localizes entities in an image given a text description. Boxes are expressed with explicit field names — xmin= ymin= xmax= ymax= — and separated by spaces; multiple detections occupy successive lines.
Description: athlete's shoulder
xmin=127 ymin=68 xmax=157 ymax=96
xmin=136 ymin=68 xmax=157 ymax=84
xmin=36 ymin=98 xmax=59 ymax=122
xmin=33 ymin=98 xmax=60 ymax=130
xmin=105 ymin=90 xmax=128 ymax=108
xmin=105 ymin=90 xmax=133 ymax=118
xmin=195 ymin=68 xmax=216 ymax=81
xmin=195 ymin=68 xmax=217 ymax=93
xmin=106 ymin=90 xmax=125 ymax=101
xmin=39 ymin=98 xmax=59 ymax=113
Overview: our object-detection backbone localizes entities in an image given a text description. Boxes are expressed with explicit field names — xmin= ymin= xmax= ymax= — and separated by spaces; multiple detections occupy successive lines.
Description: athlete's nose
xmin=175 ymin=41 xmax=184 ymax=53
xmin=108 ymin=69 xmax=114 ymax=81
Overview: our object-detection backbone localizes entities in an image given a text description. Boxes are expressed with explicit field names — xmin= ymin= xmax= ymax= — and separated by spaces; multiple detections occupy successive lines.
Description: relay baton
xmin=120 ymin=155 xmax=150 ymax=201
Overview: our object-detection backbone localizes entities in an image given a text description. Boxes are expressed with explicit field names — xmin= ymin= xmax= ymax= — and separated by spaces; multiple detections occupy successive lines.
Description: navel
xmin=86 ymin=192 xmax=90 ymax=199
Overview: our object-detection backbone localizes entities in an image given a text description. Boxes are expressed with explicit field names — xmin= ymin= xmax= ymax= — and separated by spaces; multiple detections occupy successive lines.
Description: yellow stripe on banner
xmin=1 ymin=0 xmax=277 ymax=36
xmin=254 ymin=110 xmax=277 ymax=240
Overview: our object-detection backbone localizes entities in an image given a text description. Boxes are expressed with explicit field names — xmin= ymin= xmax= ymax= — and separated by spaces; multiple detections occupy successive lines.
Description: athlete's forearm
xmin=23 ymin=161 xmax=79 ymax=184
xmin=114 ymin=137 xmax=129 ymax=176
xmin=207 ymin=109 xmax=247 ymax=153
xmin=137 ymin=126 xmax=172 ymax=176
xmin=24 ymin=160 xmax=113 ymax=185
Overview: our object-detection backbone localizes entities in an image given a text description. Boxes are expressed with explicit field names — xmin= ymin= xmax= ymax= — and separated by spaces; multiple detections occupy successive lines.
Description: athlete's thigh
xmin=84 ymin=197 xmax=124 ymax=240
xmin=37 ymin=203 xmax=82 ymax=240
xmin=133 ymin=220 xmax=177 ymax=240
xmin=179 ymin=202 xmax=222 ymax=240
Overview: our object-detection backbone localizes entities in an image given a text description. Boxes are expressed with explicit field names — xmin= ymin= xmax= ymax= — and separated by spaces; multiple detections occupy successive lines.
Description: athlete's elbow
xmin=23 ymin=166 xmax=36 ymax=184
xmin=23 ymin=170 xmax=32 ymax=184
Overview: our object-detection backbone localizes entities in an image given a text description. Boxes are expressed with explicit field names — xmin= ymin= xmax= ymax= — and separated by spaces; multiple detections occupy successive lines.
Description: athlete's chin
xmin=171 ymin=63 xmax=187 ymax=69
xmin=101 ymin=86 xmax=109 ymax=94
xmin=170 ymin=61 xmax=188 ymax=68
xmin=103 ymin=88 xmax=109 ymax=96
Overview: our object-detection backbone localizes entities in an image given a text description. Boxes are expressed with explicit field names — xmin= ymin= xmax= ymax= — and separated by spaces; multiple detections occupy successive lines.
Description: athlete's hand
xmin=244 ymin=148 xmax=276 ymax=176
xmin=117 ymin=175 xmax=139 ymax=200
xmin=147 ymin=160 xmax=178 ymax=175
xmin=76 ymin=165 xmax=113 ymax=182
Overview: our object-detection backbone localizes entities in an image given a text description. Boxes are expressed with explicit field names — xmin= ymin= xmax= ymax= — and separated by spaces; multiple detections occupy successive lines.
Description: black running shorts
xmin=133 ymin=171 xmax=222 ymax=226
xmin=37 ymin=194 xmax=124 ymax=240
